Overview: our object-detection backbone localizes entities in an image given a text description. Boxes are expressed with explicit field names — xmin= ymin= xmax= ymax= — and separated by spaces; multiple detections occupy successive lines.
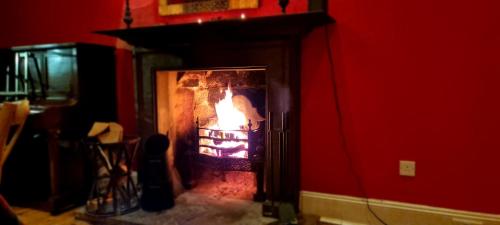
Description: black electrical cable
xmin=323 ymin=25 xmax=390 ymax=225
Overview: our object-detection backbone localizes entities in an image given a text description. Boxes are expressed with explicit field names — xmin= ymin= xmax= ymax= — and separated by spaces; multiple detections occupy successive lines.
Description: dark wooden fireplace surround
xmin=99 ymin=12 xmax=333 ymax=210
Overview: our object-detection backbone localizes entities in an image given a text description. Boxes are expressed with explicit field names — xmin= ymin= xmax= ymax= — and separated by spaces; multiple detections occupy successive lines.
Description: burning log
xmin=199 ymin=144 xmax=247 ymax=157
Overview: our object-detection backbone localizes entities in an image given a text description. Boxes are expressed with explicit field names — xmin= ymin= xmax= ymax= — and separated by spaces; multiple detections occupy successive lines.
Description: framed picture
xmin=159 ymin=0 xmax=258 ymax=16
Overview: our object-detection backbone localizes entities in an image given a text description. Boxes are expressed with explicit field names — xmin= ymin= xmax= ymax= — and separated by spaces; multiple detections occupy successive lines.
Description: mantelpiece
xmin=97 ymin=12 xmax=333 ymax=49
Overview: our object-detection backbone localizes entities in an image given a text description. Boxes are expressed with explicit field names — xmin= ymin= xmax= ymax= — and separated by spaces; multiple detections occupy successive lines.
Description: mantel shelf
xmin=96 ymin=12 xmax=334 ymax=49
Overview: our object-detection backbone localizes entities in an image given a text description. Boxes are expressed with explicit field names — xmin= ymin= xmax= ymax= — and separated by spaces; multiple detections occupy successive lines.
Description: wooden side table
xmin=83 ymin=136 xmax=140 ymax=217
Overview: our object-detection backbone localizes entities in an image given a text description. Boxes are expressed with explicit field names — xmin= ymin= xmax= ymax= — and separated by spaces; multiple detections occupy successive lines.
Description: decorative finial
xmin=123 ymin=0 xmax=133 ymax=29
xmin=279 ymin=0 xmax=290 ymax=14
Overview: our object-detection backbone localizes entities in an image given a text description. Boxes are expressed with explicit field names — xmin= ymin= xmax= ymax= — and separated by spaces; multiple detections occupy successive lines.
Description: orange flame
xmin=199 ymin=85 xmax=249 ymax=159
xmin=214 ymin=87 xmax=247 ymax=130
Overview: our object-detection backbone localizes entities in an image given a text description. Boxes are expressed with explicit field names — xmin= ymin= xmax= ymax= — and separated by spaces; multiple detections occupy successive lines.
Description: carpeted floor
xmin=78 ymin=192 xmax=276 ymax=225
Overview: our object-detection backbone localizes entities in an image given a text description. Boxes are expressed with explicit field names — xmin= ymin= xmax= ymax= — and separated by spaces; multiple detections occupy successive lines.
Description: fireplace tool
xmin=263 ymin=112 xmax=298 ymax=224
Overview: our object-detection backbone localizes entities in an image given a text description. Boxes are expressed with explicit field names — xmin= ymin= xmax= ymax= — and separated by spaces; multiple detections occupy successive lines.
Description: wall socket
xmin=399 ymin=160 xmax=416 ymax=177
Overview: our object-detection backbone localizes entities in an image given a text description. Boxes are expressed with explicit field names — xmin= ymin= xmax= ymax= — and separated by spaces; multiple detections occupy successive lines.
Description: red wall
xmin=0 ymin=0 xmax=122 ymax=47
xmin=302 ymin=0 xmax=500 ymax=214
xmin=2 ymin=0 xmax=500 ymax=215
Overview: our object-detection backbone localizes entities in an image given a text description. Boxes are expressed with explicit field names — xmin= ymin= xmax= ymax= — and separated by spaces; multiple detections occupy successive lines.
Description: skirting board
xmin=300 ymin=191 xmax=500 ymax=225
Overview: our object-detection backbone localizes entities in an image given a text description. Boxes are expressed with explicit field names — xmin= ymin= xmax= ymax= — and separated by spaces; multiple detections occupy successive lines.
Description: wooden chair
xmin=0 ymin=100 xmax=29 ymax=183
xmin=0 ymin=100 xmax=28 ymax=225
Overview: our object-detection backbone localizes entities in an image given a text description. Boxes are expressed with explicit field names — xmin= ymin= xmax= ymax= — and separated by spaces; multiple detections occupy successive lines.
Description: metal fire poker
xmin=263 ymin=112 xmax=297 ymax=224
xmin=263 ymin=112 xmax=275 ymax=217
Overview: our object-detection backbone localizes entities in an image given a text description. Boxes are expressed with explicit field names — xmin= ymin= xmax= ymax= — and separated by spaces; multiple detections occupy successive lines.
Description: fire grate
xmin=198 ymin=127 xmax=250 ymax=159
xmin=195 ymin=118 xmax=266 ymax=201
xmin=195 ymin=119 xmax=265 ymax=169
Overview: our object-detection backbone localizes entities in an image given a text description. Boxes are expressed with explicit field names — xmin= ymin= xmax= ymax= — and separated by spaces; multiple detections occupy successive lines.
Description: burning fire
xmin=214 ymin=87 xmax=247 ymax=131
xmin=199 ymin=85 xmax=251 ymax=159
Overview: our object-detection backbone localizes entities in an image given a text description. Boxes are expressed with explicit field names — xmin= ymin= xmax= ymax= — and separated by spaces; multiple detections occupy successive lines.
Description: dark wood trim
xmin=96 ymin=12 xmax=333 ymax=49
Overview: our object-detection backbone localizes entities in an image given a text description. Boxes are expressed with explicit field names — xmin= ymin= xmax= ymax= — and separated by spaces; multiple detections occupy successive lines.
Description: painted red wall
xmin=302 ymin=0 xmax=500 ymax=214
xmin=0 ymin=0 xmax=122 ymax=47
xmin=1 ymin=0 xmax=500 ymax=215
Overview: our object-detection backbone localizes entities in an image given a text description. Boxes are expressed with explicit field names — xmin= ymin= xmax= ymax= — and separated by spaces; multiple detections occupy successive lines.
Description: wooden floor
xmin=12 ymin=207 xmax=90 ymax=225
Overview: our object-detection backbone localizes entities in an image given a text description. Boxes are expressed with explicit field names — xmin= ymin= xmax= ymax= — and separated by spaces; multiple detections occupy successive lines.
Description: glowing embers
xmin=198 ymin=85 xmax=259 ymax=159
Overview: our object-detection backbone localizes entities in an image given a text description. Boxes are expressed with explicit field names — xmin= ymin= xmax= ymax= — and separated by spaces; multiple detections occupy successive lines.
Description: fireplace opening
xmin=155 ymin=68 xmax=266 ymax=201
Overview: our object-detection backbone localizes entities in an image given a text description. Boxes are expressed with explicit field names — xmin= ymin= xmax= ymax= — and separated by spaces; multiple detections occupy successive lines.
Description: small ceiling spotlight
xmin=197 ymin=18 xmax=203 ymax=24
xmin=240 ymin=13 xmax=246 ymax=20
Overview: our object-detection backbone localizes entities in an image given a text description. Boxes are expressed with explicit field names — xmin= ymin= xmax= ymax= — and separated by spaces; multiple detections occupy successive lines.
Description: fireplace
xmin=136 ymin=40 xmax=303 ymax=209
xmin=99 ymin=12 xmax=333 ymax=212
xmin=155 ymin=68 xmax=266 ymax=201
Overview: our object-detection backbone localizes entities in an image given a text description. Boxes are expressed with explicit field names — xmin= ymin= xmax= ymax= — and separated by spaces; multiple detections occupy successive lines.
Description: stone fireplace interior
xmin=155 ymin=68 xmax=266 ymax=201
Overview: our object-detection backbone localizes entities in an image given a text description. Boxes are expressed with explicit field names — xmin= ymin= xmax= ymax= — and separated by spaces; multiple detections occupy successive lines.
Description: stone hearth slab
xmin=77 ymin=192 xmax=276 ymax=225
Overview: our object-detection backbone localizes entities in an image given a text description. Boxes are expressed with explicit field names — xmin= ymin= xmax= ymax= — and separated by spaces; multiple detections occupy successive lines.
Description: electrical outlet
xmin=399 ymin=160 xmax=415 ymax=177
